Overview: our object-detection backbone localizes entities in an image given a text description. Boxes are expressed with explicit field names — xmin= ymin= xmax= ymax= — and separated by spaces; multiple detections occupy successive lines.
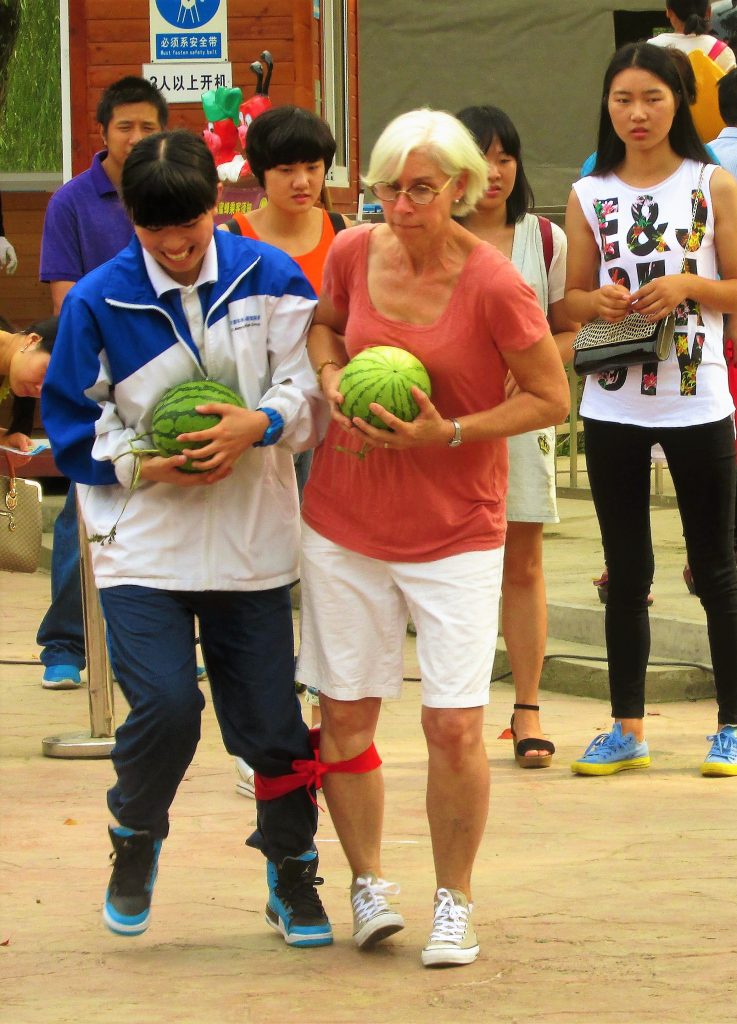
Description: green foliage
xmin=0 ymin=0 xmax=61 ymax=173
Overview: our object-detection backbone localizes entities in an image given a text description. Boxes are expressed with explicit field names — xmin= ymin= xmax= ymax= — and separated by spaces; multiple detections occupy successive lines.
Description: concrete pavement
xmin=1 ymin=493 xmax=735 ymax=1023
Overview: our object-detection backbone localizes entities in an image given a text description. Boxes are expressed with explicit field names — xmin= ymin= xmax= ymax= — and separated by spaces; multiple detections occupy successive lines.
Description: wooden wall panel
xmin=0 ymin=1 xmax=362 ymax=333
xmin=0 ymin=193 xmax=53 ymax=328
xmin=70 ymin=1 xmax=318 ymax=176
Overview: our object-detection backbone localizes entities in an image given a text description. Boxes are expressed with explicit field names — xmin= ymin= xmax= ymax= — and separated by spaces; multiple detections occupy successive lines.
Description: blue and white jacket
xmin=42 ymin=229 xmax=328 ymax=591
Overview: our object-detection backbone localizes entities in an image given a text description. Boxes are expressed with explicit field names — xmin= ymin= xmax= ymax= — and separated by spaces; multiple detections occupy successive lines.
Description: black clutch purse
xmin=572 ymin=312 xmax=675 ymax=377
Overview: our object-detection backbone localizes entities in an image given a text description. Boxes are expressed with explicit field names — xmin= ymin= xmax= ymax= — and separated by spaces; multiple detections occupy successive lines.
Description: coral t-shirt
xmin=301 ymin=225 xmax=549 ymax=561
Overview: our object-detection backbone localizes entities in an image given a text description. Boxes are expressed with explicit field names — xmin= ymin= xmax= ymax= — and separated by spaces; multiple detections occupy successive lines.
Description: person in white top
xmin=565 ymin=41 xmax=737 ymax=778
xmin=455 ymin=104 xmax=578 ymax=769
xmin=649 ymin=1 xmax=737 ymax=71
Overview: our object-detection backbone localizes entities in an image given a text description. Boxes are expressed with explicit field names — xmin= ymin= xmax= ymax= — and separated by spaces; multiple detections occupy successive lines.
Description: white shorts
xmin=297 ymin=522 xmax=503 ymax=709
xmin=506 ymin=427 xmax=559 ymax=524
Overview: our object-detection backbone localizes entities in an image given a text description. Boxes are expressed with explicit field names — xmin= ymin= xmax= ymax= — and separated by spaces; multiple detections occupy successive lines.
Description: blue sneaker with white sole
xmin=571 ymin=722 xmax=651 ymax=776
xmin=42 ymin=664 xmax=82 ymax=690
xmin=266 ymin=849 xmax=333 ymax=947
xmin=103 ymin=826 xmax=162 ymax=936
xmin=701 ymin=725 xmax=737 ymax=777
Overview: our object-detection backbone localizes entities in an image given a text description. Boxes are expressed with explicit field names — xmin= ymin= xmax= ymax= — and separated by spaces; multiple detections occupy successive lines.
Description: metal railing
xmin=555 ymin=365 xmax=677 ymax=507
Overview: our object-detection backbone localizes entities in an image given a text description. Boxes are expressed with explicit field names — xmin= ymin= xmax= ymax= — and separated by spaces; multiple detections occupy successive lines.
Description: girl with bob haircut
xmin=42 ymin=128 xmax=335 ymax=947
xmin=456 ymin=104 xmax=578 ymax=770
xmin=244 ymin=105 xmax=337 ymax=189
xmin=565 ymin=42 xmax=737 ymax=779
xmin=363 ymin=107 xmax=488 ymax=216
xmin=297 ymin=108 xmax=568 ymax=967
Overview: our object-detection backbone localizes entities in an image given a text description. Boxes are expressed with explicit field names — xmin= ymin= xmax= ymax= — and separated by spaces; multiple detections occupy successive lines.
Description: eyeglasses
xmin=372 ymin=177 xmax=453 ymax=206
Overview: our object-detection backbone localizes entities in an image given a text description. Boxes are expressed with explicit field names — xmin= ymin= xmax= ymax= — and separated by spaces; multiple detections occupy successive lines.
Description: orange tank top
xmin=229 ymin=208 xmax=338 ymax=293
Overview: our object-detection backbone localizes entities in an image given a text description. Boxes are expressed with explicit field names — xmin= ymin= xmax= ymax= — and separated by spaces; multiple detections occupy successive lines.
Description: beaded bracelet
xmin=315 ymin=359 xmax=342 ymax=391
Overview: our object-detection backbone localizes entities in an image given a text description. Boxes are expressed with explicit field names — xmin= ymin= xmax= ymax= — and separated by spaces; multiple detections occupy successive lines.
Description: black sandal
xmin=510 ymin=703 xmax=555 ymax=769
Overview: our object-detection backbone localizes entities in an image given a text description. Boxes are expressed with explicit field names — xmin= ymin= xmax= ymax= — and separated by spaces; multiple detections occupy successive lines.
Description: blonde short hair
xmin=363 ymin=108 xmax=488 ymax=217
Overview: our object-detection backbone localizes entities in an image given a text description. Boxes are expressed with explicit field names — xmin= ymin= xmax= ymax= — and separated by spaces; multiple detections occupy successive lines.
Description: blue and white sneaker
xmin=265 ymin=849 xmax=333 ymax=947
xmin=103 ymin=826 xmax=162 ymax=936
xmin=42 ymin=664 xmax=82 ymax=690
xmin=701 ymin=725 xmax=737 ymax=777
xmin=571 ymin=722 xmax=651 ymax=776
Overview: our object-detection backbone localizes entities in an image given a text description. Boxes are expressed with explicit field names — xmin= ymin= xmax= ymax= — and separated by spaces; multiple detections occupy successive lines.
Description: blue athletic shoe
xmin=103 ymin=826 xmax=162 ymax=936
xmin=571 ymin=722 xmax=651 ymax=776
xmin=265 ymin=849 xmax=333 ymax=947
xmin=701 ymin=725 xmax=737 ymax=777
xmin=42 ymin=664 xmax=82 ymax=690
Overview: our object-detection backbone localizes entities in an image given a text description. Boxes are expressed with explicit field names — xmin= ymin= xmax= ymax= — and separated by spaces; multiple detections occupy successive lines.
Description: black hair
xmin=96 ymin=75 xmax=168 ymax=131
xmin=665 ymin=46 xmax=697 ymax=104
xmin=121 ymin=130 xmax=218 ymax=229
xmin=0 ymin=313 xmax=12 ymax=331
xmin=718 ymin=67 xmax=737 ymax=125
xmin=245 ymin=106 xmax=337 ymax=188
xmin=666 ymin=1 xmax=710 ymax=35
xmin=593 ymin=42 xmax=710 ymax=175
xmin=455 ymin=105 xmax=534 ymax=224
xmin=5 ymin=317 xmax=58 ymax=436
xmin=21 ymin=316 xmax=58 ymax=354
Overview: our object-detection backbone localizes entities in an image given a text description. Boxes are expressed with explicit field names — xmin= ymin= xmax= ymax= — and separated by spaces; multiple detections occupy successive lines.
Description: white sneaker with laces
xmin=421 ymin=887 xmax=479 ymax=967
xmin=350 ymin=873 xmax=405 ymax=948
xmin=234 ymin=757 xmax=255 ymax=798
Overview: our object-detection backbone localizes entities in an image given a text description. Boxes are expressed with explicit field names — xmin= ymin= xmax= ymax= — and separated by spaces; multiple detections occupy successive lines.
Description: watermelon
xmin=151 ymin=379 xmax=246 ymax=472
xmin=338 ymin=346 xmax=432 ymax=430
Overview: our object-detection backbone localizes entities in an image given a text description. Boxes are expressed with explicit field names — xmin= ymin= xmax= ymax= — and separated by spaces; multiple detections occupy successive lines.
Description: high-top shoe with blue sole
xmin=265 ymin=849 xmax=333 ymax=947
xmin=103 ymin=826 xmax=162 ymax=936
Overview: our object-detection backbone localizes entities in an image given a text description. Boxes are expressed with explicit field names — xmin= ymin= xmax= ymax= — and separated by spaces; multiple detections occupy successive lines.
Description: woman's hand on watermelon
xmin=353 ymin=387 xmax=447 ymax=450
xmin=139 ymin=454 xmax=232 ymax=486
xmin=321 ymin=367 xmax=355 ymax=434
xmin=177 ymin=403 xmax=262 ymax=471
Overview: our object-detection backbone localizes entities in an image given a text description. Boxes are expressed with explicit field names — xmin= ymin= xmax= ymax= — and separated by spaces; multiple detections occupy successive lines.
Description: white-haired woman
xmin=296 ymin=109 xmax=569 ymax=967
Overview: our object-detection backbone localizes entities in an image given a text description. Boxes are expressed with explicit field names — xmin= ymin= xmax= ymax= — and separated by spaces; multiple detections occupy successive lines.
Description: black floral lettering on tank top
xmin=593 ymin=198 xmax=620 ymax=261
xmin=592 ymin=185 xmax=708 ymax=397
xmin=626 ymin=196 xmax=670 ymax=256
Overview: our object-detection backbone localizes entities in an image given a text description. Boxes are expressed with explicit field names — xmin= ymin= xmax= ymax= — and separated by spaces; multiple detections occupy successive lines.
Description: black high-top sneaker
xmin=103 ymin=825 xmax=162 ymax=936
xmin=265 ymin=849 xmax=333 ymax=947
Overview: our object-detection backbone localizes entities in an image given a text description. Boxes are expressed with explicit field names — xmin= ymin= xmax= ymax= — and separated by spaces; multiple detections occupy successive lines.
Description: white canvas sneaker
xmin=421 ymin=887 xmax=479 ymax=967
xmin=350 ymin=873 xmax=405 ymax=948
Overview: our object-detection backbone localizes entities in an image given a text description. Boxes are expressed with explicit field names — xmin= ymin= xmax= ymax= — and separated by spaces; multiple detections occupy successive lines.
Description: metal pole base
xmin=42 ymin=731 xmax=114 ymax=759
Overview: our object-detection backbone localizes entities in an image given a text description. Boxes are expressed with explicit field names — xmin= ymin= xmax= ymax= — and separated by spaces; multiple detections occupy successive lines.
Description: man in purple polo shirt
xmin=37 ymin=76 xmax=168 ymax=690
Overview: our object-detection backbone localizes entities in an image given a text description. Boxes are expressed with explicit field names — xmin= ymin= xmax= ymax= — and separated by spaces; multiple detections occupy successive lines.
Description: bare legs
xmin=502 ymin=520 xmax=550 ymax=757
xmin=320 ymin=695 xmax=489 ymax=900
xmin=319 ymin=695 xmax=385 ymax=879
xmin=422 ymin=706 xmax=489 ymax=899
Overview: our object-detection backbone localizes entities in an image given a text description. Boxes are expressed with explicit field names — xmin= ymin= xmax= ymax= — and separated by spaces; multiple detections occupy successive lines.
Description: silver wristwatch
xmin=448 ymin=418 xmax=462 ymax=448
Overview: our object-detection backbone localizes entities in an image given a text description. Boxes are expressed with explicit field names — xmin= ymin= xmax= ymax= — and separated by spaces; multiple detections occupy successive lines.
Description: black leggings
xmin=584 ymin=415 xmax=737 ymax=724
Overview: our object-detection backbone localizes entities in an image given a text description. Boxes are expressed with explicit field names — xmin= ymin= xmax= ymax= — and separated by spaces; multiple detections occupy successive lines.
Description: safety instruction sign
xmin=149 ymin=0 xmax=229 ymax=62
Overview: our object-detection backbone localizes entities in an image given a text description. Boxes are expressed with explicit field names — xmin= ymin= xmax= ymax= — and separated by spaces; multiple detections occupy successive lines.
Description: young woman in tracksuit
xmin=42 ymin=130 xmax=333 ymax=946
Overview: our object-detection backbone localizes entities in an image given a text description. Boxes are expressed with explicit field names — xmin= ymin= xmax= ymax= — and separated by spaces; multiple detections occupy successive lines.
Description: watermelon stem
xmin=88 ymin=441 xmax=159 ymax=544
xmin=335 ymin=442 xmax=373 ymax=461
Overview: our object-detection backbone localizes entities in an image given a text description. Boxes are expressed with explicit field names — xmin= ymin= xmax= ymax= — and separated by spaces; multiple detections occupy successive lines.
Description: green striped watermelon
xmin=151 ymin=379 xmax=246 ymax=472
xmin=338 ymin=346 xmax=432 ymax=430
